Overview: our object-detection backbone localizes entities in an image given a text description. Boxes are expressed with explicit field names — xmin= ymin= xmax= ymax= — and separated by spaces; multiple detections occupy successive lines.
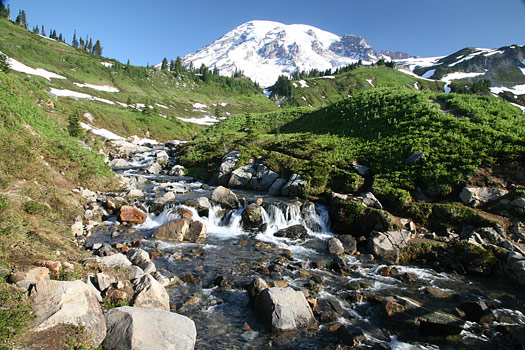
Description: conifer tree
xmin=0 ymin=3 xmax=7 ymax=19
xmin=52 ymin=30 xmax=57 ymax=39
xmin=15 ymin=10 xmax=21 ymax=26
xmin=0 ymin=52 xmax=9 ymax=73
xmin=72 ymin=31 xmax=78 ymax=48
xmin=169 ymin=60 xmax=175 ymax=72
xmin=175 ymin=56 xmax=183 ymax=75
xmin=88 ymin=38 xmax=93 ymax=53
xmin=68 ymin=109 xmax=83 ymax=137
xmin=79 ymin=37 xmax=85 ymax=49
xmin=93 ymin=40 xmax=102 ymax=56
xmin=41 ymin=25 xmax=45 ymax=36
xmin=6 ymin=4 xmax=9 ymax=20
xmin=58 ymin=33 xmax=63 ymax=42
xmin=21 ymin=10 xmax=27 ymax=29
xmin=161 ymin=57 xmax=168 ymax=70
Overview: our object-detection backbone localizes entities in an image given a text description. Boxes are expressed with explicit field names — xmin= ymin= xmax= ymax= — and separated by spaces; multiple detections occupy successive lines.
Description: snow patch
xmin=422 ymin=69 xmax=435 ymax=79
xmin=49 ymin=88 xmax=115 ymax=105
xmin=491 ymin=84 xmax=525 ymax=96
xmin=395 ymin=56 xmax=444 ymax=71
xmin=220 ymin=102 xmax=228 ymax=107
xmin=397 ymin=68 xmax=435 ymax=82
xmin=155 ymin=103 xmax=169 ymax=109
xmin=413 ymin=82 xmax=419 ymax=90
xmin=192 ymin=102 xmax=208 ymax=109
xmin=319 ymin=75 xmax=335 ymax=79
xmin=7 ymin=57 xmax=66 ymax=81
xmin=510 ymin=103 xmax=525 ymax=113
xmin=444 ymin=84 xmax=451 ymax=93
xmin=441 ymin=72 xmax=485 ymax=84
xmin=177 ymin=116 xmax=219 ymax=126
xmin=101 ymin=62 xmax=114 ymax=67
xmin=298 ymin=80 xmax=309 ymax=88
xmin=518 ymin=67 xmax=525 ymax=76
xmin=366 ymin=79 xmax=374 ymax=87
xmin=80 ymin=123 xmax=125 ymax=141
xmin=73 ymin=82 xmax=119 ymax=92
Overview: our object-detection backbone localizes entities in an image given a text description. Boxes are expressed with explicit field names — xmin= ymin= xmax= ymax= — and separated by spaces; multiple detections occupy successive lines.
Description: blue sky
xmin=6 ymin=0 xmax=525 ymax=66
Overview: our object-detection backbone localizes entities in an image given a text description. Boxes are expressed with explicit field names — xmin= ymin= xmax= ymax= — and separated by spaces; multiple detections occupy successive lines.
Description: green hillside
xmin=0 ymin=18 xmax=277 ymax=142
xmin=180 ymin=88 xmax=525 ymax=213
xmin=271 ymin=65 xmax=444 ymax=108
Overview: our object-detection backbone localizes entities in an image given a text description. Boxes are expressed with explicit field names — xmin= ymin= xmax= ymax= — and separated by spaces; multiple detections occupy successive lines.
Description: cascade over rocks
xmin=103 ymin=306 xmax=196 ymax=350
xmin=274 ymin=224 xmax=310 ymax=240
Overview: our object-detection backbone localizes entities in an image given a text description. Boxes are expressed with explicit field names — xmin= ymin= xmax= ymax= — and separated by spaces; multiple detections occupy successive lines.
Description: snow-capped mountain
xmin=182 ymin=20 xmax=399 ymax=87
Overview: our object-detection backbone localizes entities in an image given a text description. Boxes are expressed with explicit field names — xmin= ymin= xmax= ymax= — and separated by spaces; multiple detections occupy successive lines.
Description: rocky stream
xmin=17 ymin=136 xmax=524 ymax=350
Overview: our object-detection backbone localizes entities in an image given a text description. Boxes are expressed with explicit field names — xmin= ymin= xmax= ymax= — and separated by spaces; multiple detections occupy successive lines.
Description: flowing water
xmin=94 ymin=145 xmax=525 ymax=349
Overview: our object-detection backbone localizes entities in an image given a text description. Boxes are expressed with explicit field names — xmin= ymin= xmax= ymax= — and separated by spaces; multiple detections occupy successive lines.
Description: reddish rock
xmin=35 ymin=261 xmax=62 ymax=275
xmin=171 ymin=207 xmax=193 ymax=221
xmin=119 ymin=206 xmax=147 ymax=224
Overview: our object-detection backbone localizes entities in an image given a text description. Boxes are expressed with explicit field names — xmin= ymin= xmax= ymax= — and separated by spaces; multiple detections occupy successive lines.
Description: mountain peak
xmin=182 ymin=21 xmax=386 ymax=86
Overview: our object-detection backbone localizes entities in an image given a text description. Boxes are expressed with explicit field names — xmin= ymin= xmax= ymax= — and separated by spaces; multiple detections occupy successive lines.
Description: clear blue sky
xmin=6 ymin=0 xmax=525 ymax=66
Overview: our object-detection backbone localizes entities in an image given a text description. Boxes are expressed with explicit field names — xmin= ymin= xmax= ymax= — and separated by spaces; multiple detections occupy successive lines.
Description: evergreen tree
xmin=79 ymin=37 xmax=85 ymax=49
xmin=269 ymin=75 xmax=292 ymax=99
xmin=15 ymin=10 xmax=21 ymax=26
xmin=21 ymin=10 xmax=27 ymax=29
xmin=0 ymin=3 xmax=7 ymax=19
xmin=161 ymin=57 xmax=168 ymax=70
xmin=67 ymin=109 xmax=83 ymax=137
xmin=72 ymin=31 xmax=78 ymax=48
xmin=93 ymin=40 xmax=102 ymax=56
xmin=169 ymin=60 xmax=175 ymax=72
xmin=41 ymin=25 xmax=45 ymax=37
xmin=0 ymin=52 xmax=9 ymax=73
xmin=175 ymin=56 xmax=183 ymax=75
xmin=6 ymin=4 xmax=9 ymax=20
xmin=52 ymin=30 xmax=57 ymax=39
xmin=88 ymin=38 xmax=93 ymax=53
xmin=58 ymin=33 xmax=63 ymax=42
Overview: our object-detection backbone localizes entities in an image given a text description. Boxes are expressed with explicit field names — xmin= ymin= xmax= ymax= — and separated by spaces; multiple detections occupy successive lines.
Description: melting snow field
xmin=73 ymin=82 xmax=119 ymax=92
xmin=440 ymin=72 xmax=485 ymax=84
xmin=177 ymin=116 xmax=219 ymax=125
xmin=80 ymin=123 xmax=124 ymax=141
xmin=49 ymin=88 xmax=115 ymax=105
xmin=7 ymin=57 xmax=66 ymax=81
xmin=491 ymin=84 xmax=525 ymax=96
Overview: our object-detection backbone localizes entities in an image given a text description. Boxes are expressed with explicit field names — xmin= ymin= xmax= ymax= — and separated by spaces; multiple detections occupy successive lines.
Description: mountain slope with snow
xmin=182 ymin=20 xmax=408 ymax=87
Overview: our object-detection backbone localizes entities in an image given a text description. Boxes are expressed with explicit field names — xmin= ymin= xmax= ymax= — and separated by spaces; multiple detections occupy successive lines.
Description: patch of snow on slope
xmin=491 ymin=84 xmax=525 ymax=96
xmin=366 ymin=79 xmax=374 ymax=87
xmin=441 ymin=72 xmax=485 ymax=84
xmin=155 ymin=103 xmax=169 ymax=109
xmin=177 ymin=116 xmax=218 ymax=126
xmin=519 ymin=67 xmax=525 ymax=76
xmin=49 ymin=88 xmax=114 ymax=105
xmin=397 ymin=69 xmax=435 ymax=82
xmin=101 ymin=62 xmax=114 ymax=67
xmin=422 ymin=69 xmax=435 ymax=79
xmin=298 ymin=80 xmax=309 ymax=88
xmin=80 ymin=123 xmax=124 ymax=141
xmin=220 ymin=102 xmax=228 ymax=107
xmin=7 ymin=57 xmax=66 ymax=80
xmin=37 ymin=34 xmax=57 ymax=42
xmin=192 ymin=103 xmax=208 ymax=109
xmin=319 ymin=76 xmax=335 ymax=79
xmin=395 ymin=56 xmax=444 ymax=71
xmin=510 ymin=103 xmax=525 ymax=113
xmin=74 ymin=82 xmax=119 ymax=92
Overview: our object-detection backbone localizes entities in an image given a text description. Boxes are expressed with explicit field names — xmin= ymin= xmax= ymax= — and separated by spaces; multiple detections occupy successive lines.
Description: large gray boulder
xmin=228 ymin=164 xmax=255 ymax=188
xmin=459 ymin=187 xmax=508 ymax=207
xmin=281 ymin=174 xmax=307 ymax=197
xmin=368 ymin=230 xmax=412 ymax=263
xmin=218 ymin=151 xmax=240 ymax=185
xmin=132 ymin=274 xmax=170 ymax=310
xmin=241 ymin=203 xmax=263 ymax=229
xmin=268 ymin=178 xmax=287 ymax=196
xmin=211 ymin=186 xmax=239 ymax=209
xmin=250 ymin=164 xmax=279 ymax=191
xmin=103 ymin=306 xmax=196 ymax=350
xmin=253 ymin=287 xmax=317 ymax=332
xmin=31 ymin=280 xmax=106 ymax=346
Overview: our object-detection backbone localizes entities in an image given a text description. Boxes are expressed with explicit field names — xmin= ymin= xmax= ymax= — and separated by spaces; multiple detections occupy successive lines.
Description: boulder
xmin=95 ymin=272 xmax=115 ymax=292
xmin=228 ymin=164 xmax=255 ymax=188
xmin=268 ymin=178 xmax=286 ymax=196
xmin=100 ymin=253 xmax=133 ymax=268
xmin=110 ymin=140 xmax=149 ymax=155
xmin=418 ymin=312 xmax=465 ymax=337
xmin=246 ymin=277 xmax=269 ymax=303
xmin=356 ymin=192 xmax=383 ymax=209
xmin=328 ymin=237 xmax=345 ymax=256
xmin=218 ymin=151 xmax=240 ymax=185
xmin=405 ymin=152 xmax=425 ymax=165
xmin=119 ymin=206 xmax=147 ymax=224
xmin=338 ymin=235 xmax=357 ymax=255
xmin=146 ymin=162 xmax=162 ymax=175
xmin=253 ymin=287 xmax=317 ymax=331
xmin=152 ymin=219 xmax=190 ymax=242
xmin=132 ymin=274 xmax=170 ymax=311
xmin=280 ymin=174 xmax=307 ymax=197
xmin=9 ymin=267 xmax=50 ymax=290
xmin=102 ymin=306 xmax=196 ymax=350
xmin=241 ymin=203 xmax=263 ymax=229
xmin=155 ymin=150 xmax=169 ymax=163
xmin=187 ymin=221 xmax=207 ymax=243
xmin=31 ymin=280 xmax=106 ymax=346
xmin=274 ymin=225 xmax=310 ymax=240
xmin=250 ymin=164 xmax=279 ymax=191
xmin=459 ymin=187 xmax=508 ymax=207
xmin=71 ymin=220 xmax=84 ymax=236
xmin=169 ymin=165 xmax=185 ymax=177
xmin=127 ymin=248 xmax=150 ymax=266
xmin=368 ymin=230 xmax=412 ymax=263
xmin=110 ymin=158 xmax=130 ymax=168
xmin=184 ymin=197 xmax=210 ymax=217
xmin=127 ymin=189 xmax=144 ymax=199
xmin=511 ymin=197 xmax=525 ymax=215
xmin=211 ymin=186 xmax=239 ymax=209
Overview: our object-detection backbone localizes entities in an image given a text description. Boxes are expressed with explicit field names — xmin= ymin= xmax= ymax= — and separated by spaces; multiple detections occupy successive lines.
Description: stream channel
xmin=89 ymin=142 xmax=525 ymax=350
